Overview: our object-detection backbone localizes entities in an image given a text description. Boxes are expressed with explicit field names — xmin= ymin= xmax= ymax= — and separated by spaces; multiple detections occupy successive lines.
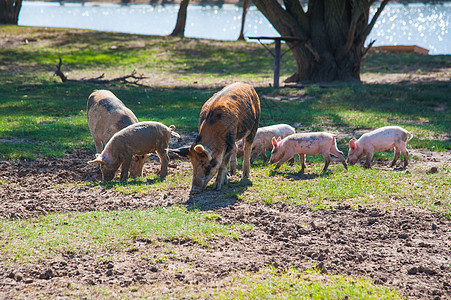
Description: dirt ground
xmin=0 ymin=129 xmax=450 ymax=299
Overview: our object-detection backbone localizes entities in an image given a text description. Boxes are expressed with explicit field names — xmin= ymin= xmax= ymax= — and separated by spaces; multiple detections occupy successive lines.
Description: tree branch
xmin=283 ymin=0 xmax=309 ymax=33
xmin=339 ymin=14 xmax=359 ymax=59
xmin=253 ymin=0 xmax=306 ymax=39
xmin=361 ymin=39 xmax=376 ymax=62
xmin=54 ymin=58 xmax=67 ymax=82
xmin=362 ymin=0 xmax=390 ymax=40
xmin=54 ymin=58 xmax=148 ymax=86
xmin=305 ymin=42 xmax=320 ymax=62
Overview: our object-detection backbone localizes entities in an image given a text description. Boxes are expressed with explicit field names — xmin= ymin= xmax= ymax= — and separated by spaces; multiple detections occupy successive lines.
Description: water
xmin=17 ymin=1 xmax=450 ymax=54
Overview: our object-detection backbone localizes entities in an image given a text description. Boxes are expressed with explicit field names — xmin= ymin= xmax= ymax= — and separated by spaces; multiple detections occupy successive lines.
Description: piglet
xmin=347 ymin=126 xmax=413 ymax=169
xmin=269 ymin=132 xmax=347 ymax=173
xmin=87 ymin=89 xmax=147 ymax=177
xmin=236 ymin=124 xmax=296 ymax=164
xmin=88 ymin=121 xmax=180 ymax=181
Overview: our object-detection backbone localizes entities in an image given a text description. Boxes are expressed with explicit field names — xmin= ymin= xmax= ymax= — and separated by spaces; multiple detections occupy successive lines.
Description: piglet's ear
xmin=349 ymin=138 xmax=357 ymax=149
xmin=272 ymin=137 xmax=278 ymax=148
xmin=277 ymin=136 xmax=281 ymax=142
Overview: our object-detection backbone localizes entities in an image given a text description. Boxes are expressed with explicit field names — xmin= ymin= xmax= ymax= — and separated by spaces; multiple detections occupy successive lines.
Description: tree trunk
xmin=238 ymin=0 xmax=251 ymax=41
xmin=170 ymin=0 xmax=190 ymax=37
xmin=253 ymin=0 xmax=390 ymax=83
xmin=0 ymin=0 xmax=22 ymax=25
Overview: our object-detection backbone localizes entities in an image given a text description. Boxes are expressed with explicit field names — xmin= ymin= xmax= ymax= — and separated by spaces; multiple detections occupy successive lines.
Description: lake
xmin=18 ymin=1 xmax=450 ymax=55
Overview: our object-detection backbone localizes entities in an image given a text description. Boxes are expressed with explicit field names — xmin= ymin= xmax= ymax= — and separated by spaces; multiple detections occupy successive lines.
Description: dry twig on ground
xmin=54 ymin=58 xmax=148 ymax=85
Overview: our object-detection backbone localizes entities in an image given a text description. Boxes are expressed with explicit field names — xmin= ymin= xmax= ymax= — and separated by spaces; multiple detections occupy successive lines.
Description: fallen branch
xmin=54 ymin=58 xmax=148 ymax=85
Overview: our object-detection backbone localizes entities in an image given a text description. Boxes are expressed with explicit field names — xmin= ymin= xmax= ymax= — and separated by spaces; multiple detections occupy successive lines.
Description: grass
xmin=200 ymin=267 xmax=402 ymax=299
xmin=0 ymin=206 xmax=252 ymax=262
xmin=233 ymin=161 xmax=450 ymax=217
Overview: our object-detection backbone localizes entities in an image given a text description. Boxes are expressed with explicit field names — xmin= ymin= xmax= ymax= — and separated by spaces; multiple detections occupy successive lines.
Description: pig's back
xmin=87 ymin=90 xmax=138 ymax=144
xmin=360 ymin=126 xmax=408 ymax=141
xmin=258 ymin=124 xmax=295 ymax=148
xmin=113 ymin=121 xmax=171 ymax=152
xmin=285 ymin=132 xmax=333 ymax=154
xmin=198 ymin=83 xmax=260 ymax=148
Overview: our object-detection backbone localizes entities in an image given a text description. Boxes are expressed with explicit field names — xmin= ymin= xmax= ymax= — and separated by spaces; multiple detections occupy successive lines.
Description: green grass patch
xmin=0 ymin=206 xmax=253 ymax=262
xmin=233 ymin=160 xmax=450 ymax=216
xmin=194 ymin=267 xmax=401 ymax=299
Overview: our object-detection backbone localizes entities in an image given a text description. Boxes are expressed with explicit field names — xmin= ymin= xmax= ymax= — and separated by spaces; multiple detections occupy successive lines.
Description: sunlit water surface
xmin=18 ymin=2 xmax=450 ymax=54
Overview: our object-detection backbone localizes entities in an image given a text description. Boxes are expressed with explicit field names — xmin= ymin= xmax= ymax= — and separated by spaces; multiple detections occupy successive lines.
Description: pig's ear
xmin=272 ymin=137 xmax=278 ymax=148
xmin=349 ymin=138 xmax=357 ymax=149
xmin=88 ymin=156 xmax=105 ymax=165
xmin=169 ymin=146 xmax=191 ymax=158
xmin=194 ymin=144 xmax=212 ymax=161
xmin=277 ymin=136 xmax=281 ymax=142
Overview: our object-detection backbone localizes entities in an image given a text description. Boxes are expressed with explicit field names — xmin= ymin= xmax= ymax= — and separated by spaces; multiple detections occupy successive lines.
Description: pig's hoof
xmin=212 ymin=181 xmax=222 ymax=191
xmin=321 ymin=169 xmax=332 ymax=175
xmin=190 ymin=187 xmax=202 ymax=194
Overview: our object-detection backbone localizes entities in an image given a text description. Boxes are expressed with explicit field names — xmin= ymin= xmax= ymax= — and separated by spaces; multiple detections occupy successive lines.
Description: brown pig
xmin=347 ymin=126 xmax=413 ymax=168
xmin=88 ymin=121 xmax=180 ymax=181
xmin=236 ymin=124 xmax=296 ymax=164
xmin=87 ymin=89 xmax=147 ymax=177
xmin=269 ymin=132 xmax=347 ymax=173
xmin=170 ymin=82 xmax=260 ymax=193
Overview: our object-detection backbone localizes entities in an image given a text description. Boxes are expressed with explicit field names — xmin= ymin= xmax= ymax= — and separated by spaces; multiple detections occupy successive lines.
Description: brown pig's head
xmin=88 ymin=153 xmax=121 ymax=181
xmin=170 ymin=145 xmax=220 ymax=193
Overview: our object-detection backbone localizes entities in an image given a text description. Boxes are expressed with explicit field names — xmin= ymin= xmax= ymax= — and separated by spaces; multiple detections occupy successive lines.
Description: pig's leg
xmin=214 ymin=157 xmax=230 ymax=190
xmin=229 ymin=146 xmax=237 ymax=175
xmin=94 ymin=140 xmax=103 ymax=154
xmin=157 ymin=149 xmax=169 ymax=179
xmin=390 ymin=148 xmax=400 ymax=167
xmin=250 ymin=145 xmax=261 ymax=164
xmin=397 ymin=143 xmax=409 ymax=168
xmin=242 ymin=139 xmax=252 ymax=178
xmin=299 ymin=154 xmax=306 ymax=173
xmin=402 ymin=149 xmax=409 ymax=168
xmin=120 ymin=156 xmax=132 ymax=181
xmin=322 ymin=152 xmax=331 ymax=173
xmin=330 ymin=148 xmax=348 ymax=170
xmin=275 ymin=153 xmax=294 ymax=170
xmin=364 ymin=152 xmax=373 ymax=168
xmin=261 ymin=148 xmax=268 ymax=164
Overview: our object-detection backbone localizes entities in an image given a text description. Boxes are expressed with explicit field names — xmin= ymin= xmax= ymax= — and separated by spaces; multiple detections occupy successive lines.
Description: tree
xmin=0 ymin=0 xmax=22 ymax=24
xmin=170 ymin=0 xmax=190 ymax=37
xmin=252 ymin=0 xmax=390 ymax=83
xmin=238 ymin=0 xmax=251 ymax=40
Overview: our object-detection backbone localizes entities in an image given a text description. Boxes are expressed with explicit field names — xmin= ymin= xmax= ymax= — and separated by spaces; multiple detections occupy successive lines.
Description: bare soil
xmin=0 ymin=132 xmax=450 ymax=299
